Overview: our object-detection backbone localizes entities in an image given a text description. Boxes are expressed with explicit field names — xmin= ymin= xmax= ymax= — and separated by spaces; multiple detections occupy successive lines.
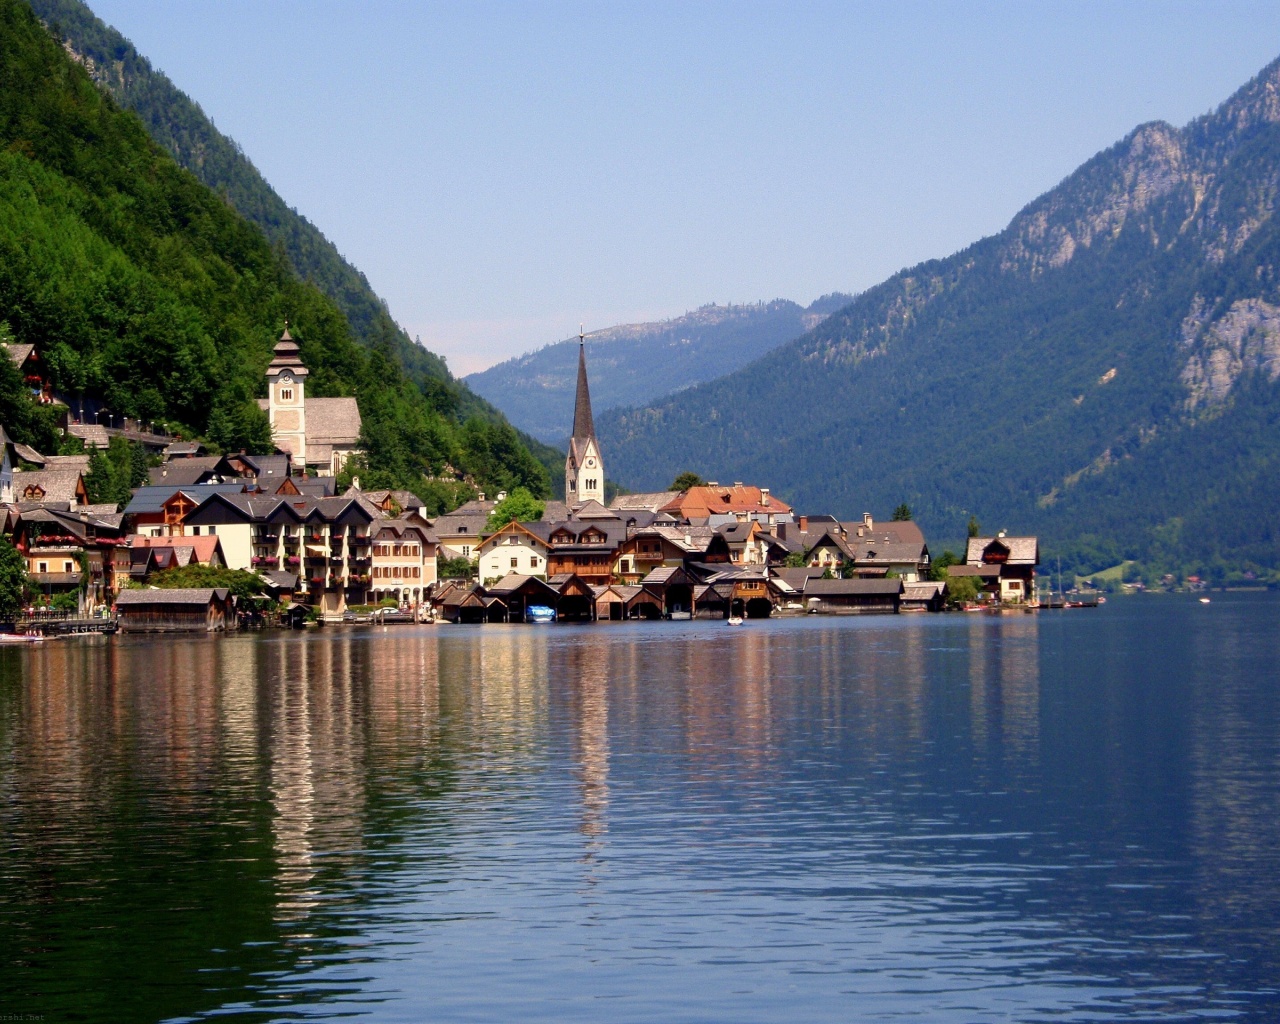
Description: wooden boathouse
xmin=115 ymin=588 xmax=233 ymax=632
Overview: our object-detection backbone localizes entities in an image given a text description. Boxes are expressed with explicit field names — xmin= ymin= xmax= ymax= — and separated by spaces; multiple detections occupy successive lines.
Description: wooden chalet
xmin=115 ymin=588 xmax=233 ymax=632
xmin=544 ymin=518 xmax=626 ymax=585
xmin=964 ymin=535 xmax=1039 ymax=603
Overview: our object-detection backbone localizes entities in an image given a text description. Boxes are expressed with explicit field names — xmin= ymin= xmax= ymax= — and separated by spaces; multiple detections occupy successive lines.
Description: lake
xmin=2 ymin=594 xmax=1279 ymax=1022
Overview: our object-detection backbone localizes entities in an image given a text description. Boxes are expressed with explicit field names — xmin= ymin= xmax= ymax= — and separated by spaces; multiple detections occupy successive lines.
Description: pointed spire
xmin=572 ymin=323 xmax=595 ymax=440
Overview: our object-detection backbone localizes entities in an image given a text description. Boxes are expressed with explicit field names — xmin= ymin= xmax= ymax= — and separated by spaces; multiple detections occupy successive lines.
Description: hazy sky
xmin=88 ymin=1 xmax=1280 ymax=374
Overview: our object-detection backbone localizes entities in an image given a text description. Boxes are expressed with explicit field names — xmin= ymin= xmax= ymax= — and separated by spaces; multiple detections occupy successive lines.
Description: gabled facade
xmin=965 ymin=535 xmax=1039 ymax=603
xmin=369 ymin=520 xmax=438 ymax=606
xmin=477 ymin=521 xmax=550 ymax=583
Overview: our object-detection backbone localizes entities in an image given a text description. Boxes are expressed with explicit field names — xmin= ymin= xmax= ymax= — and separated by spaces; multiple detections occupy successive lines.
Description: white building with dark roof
xmin=258 ymin=325 xmax=362 ymax=477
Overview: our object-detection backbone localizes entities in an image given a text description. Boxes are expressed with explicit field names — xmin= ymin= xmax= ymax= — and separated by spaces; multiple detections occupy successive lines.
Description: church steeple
xmin=571 ymin=325 xmax=595 ymax=441
xmin=565 ymin=324 xmax=605 ymax=506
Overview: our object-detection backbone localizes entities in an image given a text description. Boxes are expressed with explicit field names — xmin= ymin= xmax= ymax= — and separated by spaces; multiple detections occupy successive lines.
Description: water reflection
xmin=0 ymin=603 xmax=1278 ymax=1022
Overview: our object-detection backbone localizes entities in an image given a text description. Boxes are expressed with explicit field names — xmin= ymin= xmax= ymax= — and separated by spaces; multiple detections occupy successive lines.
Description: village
xmin=1 ymin=328 xmax=1041 ymax=633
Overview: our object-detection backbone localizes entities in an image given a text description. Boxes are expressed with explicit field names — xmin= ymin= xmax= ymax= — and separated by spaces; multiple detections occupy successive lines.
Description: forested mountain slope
xmin=0 ymin=0 xmax=547 ymax=508
xmin=466 ymin=295 xmax=851 ymax=442
xmin=26 ymin=0 xmax=519 ymax=430
xmin=600 ymin=56 xmax=1280 ymax=576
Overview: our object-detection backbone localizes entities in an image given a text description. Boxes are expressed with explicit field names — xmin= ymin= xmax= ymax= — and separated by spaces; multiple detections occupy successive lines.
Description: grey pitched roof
xmin=609 ymin=491 xmax=678 ymax=512
xmin=903 ymin=581 xmax=946 ymax=599
xmin=6 ymin=342 xmax=34 ymax=366
xmin=123 ymin=483 xmax=247 ymax=516
xmin=116 ymin=587 xmax=230 ymax=606
xmin=773 ymin=567 xmax=825 ymax=590
xmin=164 ymin=441 xmax=207 ymax=457
xmin=805 ymin=578 xmax=903 ymax=596
xmin=966 ymin=536 xmax=1039 ymax=566
xmin=305 ymin=397 xmax=361 ymax=446
xmin=12 ymin=443 xmax=44 ymax=465
xmin=65 ymin=423 xmax=111 ymax=448
xmin=540 ymin=500 xmax=570 ymax=523
xmin=148 ymin=456 xmax=222 ymax=487
xmin=44 ymin=454 xmax=90 ymax=469
xmin=850 ymin=540 xmax=927 ymax=564
xmin=12 ymin=468 xmax=83 ymax=505
xmin=433 ymin=513 xmax=490 ymax=536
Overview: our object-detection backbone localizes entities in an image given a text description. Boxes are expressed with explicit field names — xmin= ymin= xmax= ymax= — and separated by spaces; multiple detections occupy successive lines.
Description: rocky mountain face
xmin=600 ymin=57 xmax=1280 ymax=574
xmin=465 ymin=296 xmax=850 ymax=443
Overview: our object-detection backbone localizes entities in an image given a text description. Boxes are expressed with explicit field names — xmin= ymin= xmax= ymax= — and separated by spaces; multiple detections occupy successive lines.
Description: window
xmin=461 ymin=546 xmax=470 ymax=557
xmin=511 ymin=557 xmax=519 ymax=568
xmin=208 ymin=525 xmax=216 ymax=535
xmin=191 ymin=526 xmax=201 ymax=536
xmin=280 ymin=388 xmax=293 ymax=402
xmin=64 ymin=561 xmax=73 ymax=573
xmin=37 ymin=562 xmax=47 ymax=573
xmin=530 ymin=556 xmax=539 ymax=568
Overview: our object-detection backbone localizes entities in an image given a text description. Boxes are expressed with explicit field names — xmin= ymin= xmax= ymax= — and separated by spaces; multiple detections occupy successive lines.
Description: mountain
xmin=0 ymin=0 xmax=548 ymax=508
xmin=465 ymin=295 xmax=851 ymax=443
xmin=599 ymin=56 xmax=1280 ymax=578
xmin=25 ymin=0 xmax=530 ymax=435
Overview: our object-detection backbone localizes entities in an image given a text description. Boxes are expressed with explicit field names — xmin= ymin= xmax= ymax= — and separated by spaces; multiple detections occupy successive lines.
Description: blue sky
xmin=88 ymin=1 xmax=1280 ymax=374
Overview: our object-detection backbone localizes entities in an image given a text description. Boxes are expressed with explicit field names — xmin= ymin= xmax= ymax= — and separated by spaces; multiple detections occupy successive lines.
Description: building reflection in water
xmin=967 ymin=615 xmax=1041 ymax=779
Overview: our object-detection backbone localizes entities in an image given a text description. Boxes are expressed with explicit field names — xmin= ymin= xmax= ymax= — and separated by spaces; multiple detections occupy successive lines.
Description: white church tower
xmin=565 ymin=326 xmax=604 ymax=506
xmin=265 ymin=324 xmax=309 ymax=464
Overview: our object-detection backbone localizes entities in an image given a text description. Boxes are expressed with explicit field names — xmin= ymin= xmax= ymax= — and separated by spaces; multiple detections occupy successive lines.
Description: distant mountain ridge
xmin=466 ymin=294 xmax=851 ymax=442
xmin=599 ymin=56 xmax=1280 ymax=575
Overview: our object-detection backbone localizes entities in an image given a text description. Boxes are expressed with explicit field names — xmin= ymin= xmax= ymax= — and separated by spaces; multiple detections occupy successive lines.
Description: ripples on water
xmin=2 ymin=595 xmax=1279 ymax=1022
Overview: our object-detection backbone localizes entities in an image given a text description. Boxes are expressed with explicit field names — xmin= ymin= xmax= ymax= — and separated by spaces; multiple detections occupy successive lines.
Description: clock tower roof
xmin=268 ymin=323 xmax=309 ymax=377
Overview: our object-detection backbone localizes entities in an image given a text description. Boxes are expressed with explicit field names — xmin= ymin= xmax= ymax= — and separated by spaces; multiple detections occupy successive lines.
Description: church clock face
xmin=587 ymin=458 xmax=595 ymax=467
xmin=279 ymin=373 xmax=293 ymax=385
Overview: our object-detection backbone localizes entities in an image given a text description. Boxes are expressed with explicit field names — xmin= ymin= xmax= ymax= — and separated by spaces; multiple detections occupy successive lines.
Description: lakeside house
xmin=949 ymin=535 xmax=1040 ymax=604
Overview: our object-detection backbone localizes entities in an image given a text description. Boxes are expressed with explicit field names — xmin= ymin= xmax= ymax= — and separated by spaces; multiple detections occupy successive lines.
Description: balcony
xmin=252 ymin=529 xmax=280 ymax=544
xmin=284 ymin=555 xmax=301 ymax=568
xmin=350 ymin=535 xmax=371 ymax=549
xmin=348 ymin=555 xmax=371 ymax=569
xmin=251 ymin=556 xmax=280 ymax=569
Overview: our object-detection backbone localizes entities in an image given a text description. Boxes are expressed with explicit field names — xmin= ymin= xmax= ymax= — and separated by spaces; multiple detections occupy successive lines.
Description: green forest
xmin=0 ymin=0 xmax=550 ymax=512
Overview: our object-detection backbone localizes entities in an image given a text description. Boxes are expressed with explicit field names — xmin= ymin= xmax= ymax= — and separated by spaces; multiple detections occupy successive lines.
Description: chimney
xmin=776 ymin=522 xmax=787 ymax=542
xmin=478 ymin=491 xmax=485 ymax=502
xmin=863 ymin=512 xmax=873 ymax=529
xmin=707 ymin=481 xmax=718 ymax=487
xmin=798 ymin=515 xmax=808 ymax=532
xmin=733 ymin=481 xmax=743 ymax=487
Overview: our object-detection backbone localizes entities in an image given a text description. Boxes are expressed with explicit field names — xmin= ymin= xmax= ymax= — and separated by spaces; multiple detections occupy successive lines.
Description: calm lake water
xmin=2 ymin=594 xmax=1280 ymax=1023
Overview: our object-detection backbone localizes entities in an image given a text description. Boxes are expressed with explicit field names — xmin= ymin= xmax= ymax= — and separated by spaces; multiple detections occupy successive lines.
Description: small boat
xmin=668 ymin=610 xmax=691 ymax=621
xmin=526 ymin=605 xmax=556 ymax=623
xmin=727 ymin=616 xmax=744 ymax=626
xmin=0 ymin=633 xmax=43 ymax=644
xmin=1199 ymin=597 xmax=1211 ymax=604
